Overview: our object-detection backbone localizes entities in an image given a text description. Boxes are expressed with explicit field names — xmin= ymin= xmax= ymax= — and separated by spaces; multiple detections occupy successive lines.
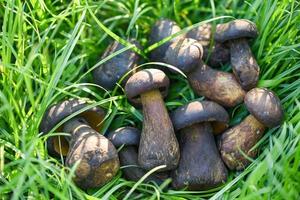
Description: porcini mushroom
xmin=125 ymin=69 xmax=180 ymax=171
xmin=149 ymin=19 xmax=184 ymax=62
xmin=170 ymin=100 xmax=228 ymax=190
xmin=93 ymin=39 xmax=140 ymax=90
xmin=215 ymin=19 xmax=259 ymax=90
xmin=219 ymin=88 xmax=284 ymax=170
xmin=186 ymin=23 xmax=230 ymax=67
xmin=164 ymin=38 xmax=203 ymax=73
xmin=40 ymin=99 xmax=120 ymax=189
xmin=108 ymin=127 xmax=168 ymax=183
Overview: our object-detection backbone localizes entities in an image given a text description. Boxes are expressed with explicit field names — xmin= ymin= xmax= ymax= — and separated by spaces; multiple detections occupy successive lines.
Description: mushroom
xmin=188 ymin=61 xmax=245 ymax=107
xmin=170 ymin=100 xmax=228 ymax=190
xmin=40 ymin=99 xmax=120 ymax=189
xmin=107 ymin=127 xmax=169 ymax=183
xmin=215 ymin=19 xmax=259 ymax=90
xmin=219 ymin=88 xmax=284 ymax=170
xmin=149 ymin=19 xmax=184 ymax=62
xmin=125 ymin=69 xmax=180 ymax=171
xmin=93 ymin=39 xmax=140 ymax=90
xmin=164 ymin=38 xmax=203 ymax=73
xmin=186 ymin=23 xmax=230 ymax=67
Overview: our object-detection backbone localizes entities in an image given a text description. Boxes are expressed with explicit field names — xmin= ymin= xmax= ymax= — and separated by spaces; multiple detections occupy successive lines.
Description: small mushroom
xmin=40 ymin=99 xmax=120 ymax=189
xmin=93 ymin=39 xmax=140 ymax=90
xmin=186 ymin=23 xmax=230 ymax=67
xmin=170 ymin=101 xmax=228 ymax=190
xmin=215 ymin=19 xmax=259 ymax=90
xmin=125 ymin=69 xmax=180 ymax=171
xmin=219 ymin=88 xmax=284 ymax=170
xmin=188 ymin=61 xmax=245 ymax=107
xmin=149 ymin=19 xmax=185 ymax=62
xmin=107 ymin=127 xmax=168 ymax=183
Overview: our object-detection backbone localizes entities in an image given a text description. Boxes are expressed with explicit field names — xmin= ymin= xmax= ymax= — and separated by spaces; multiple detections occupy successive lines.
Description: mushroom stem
xmin=139 ymin=89 xmax=180 ymax=171
xmin=230 ymin=38 xmax=259 ymax=90
xmin=119 ymin=146 xmax=166 ymax=183
xmin=188 ymin=62 xmax=245 ymax=107
xmin=63 ymin=118 xmax=120 ymax=189
xmin=172 ymin=123 xmax=227 ymax=190
xmin=219 ymin=115 xmax=266 ymax=170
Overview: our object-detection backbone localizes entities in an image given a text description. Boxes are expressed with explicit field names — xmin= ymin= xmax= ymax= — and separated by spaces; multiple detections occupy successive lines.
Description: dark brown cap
xmin=40 ymin=98 xmax=106 ymax=134
xmin=93 ymin=39 xmax=140 ymax=90
xmin=186 ymin=23 xmax=212 ymax=47
xmin=171 ymin=100 xmax=229 ymax=131
xmin=149 ymin=19 xmax=184 ymax=61
xmin=215 ymin=19 xmax=258 ymax=43
xmin=107 ymin=127 xmax=140 ymax=147
xmin=164 ymin=38 xmax=203 ymax=73
xmin=244 ymin=88 xmax=284 ymax=127
xmin=125 ymin=68 xmax=169 ymax=105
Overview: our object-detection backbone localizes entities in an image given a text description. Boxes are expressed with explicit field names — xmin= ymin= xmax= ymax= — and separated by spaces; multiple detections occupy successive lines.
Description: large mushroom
xmin=186 ymin=23 xmax=230 ymax=67
xmin=93 ymin=39 xmax=140 ymax=90
xmin=219 ymin=88 xmax=284 ymax=170
xmin=215 ymin=19 xmax=260 ymax=90
xmin=149 ymin=19 xmax=184 ymax=62
xmin=40 ymin=99 xmax=120 ymax=189
xmin=170 ymin=100 xmax=228 ymax=190
xmin=107 ymin=127 xmax=168 ymax=183
xmin=125 ymin=69 xmax=180 ymax=171
xmin=160 ymin=33 xmax=245 ymax=107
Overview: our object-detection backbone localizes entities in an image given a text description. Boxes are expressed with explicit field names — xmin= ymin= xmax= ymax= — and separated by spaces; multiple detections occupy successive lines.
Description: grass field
xmin=0 ymin=0 xmax=300 ymax=199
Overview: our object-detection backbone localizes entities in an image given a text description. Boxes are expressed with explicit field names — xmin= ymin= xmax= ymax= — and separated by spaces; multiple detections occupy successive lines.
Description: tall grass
xmin=0 ymin=0 xmax=299 ymax=199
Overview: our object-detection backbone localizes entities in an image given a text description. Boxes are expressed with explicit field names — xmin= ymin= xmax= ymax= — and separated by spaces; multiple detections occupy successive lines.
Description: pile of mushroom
xmin=40 ymin=18 xmax=284 ymax=191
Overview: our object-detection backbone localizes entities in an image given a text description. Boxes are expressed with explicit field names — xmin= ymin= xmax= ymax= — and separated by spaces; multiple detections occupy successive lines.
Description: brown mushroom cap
xmin=171 ymin=100 xmax=229 ymax=133
xmin=125 ymin=69 xmax=169 ymax=105
xmin=186 ymin=23 xmax=212 ymax=47
xmin=40 ymin=99 xmax=106 ymax=156
xmin=93 ymin=39 xmax=140 ymax=90
xmin=40 ymin=99 xmax=105 ymax=133
xmin=63 ymin=118 xmax=119 ymax=189
xmin=164 ymin=38 xmax=203 ymax=73
xmin=149 ymin=19 xmax=184 ymax=61
xmin=244 ymin=88 xmax=284 ymax=127
xmin=107 ymin=127 xmax=140 ymax=147
xmin=215 ymin=19 xmax=258 ymax=43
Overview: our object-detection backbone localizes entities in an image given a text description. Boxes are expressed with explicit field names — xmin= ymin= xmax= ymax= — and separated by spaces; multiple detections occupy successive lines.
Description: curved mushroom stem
xmin=172 ymin=123 xmax=227 ymax=190
xmin=230 ymin=38 xmax=260 ymax=90
xmin=188 ymin=62 xmax=245 ymax=107
xmin=63 ymin=118 xmax=120 ymax=189
xmin=119 ymin=146 xmax=167 ymax=183
xmin=139 ymin=89 xmax=180 ymax=171
xmin=219 ymin=115 xmax=266 ymax=170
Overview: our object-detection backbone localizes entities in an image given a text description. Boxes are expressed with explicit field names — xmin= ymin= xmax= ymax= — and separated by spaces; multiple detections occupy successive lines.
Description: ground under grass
xmin=0 ymin=0 xmax=300 ymax=199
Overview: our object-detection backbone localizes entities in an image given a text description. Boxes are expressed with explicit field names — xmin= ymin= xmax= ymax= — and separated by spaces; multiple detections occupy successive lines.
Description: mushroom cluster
xmin=40 ymin=18 xmax=284 ymax=191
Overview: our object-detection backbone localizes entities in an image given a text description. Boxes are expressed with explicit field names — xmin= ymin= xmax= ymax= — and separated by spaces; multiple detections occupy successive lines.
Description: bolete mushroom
xmin=215 ymin=19 xmax=259 ymax=90
xmin=164 ymin=38 xmax=203 ymax=73
xmin=107 ymin=127 xmax=168 ymax=183
xmin=40 ymin=99 xmax=120 ymax=189
xmin=186 ymin=23 xmax=230 ymax=67
xmin=149 ymin=19 xmax=184 ymax=62
xmin=93 ymin=39 xmax=140 ymax=90
xmin=188 ymin=61 xmax=245 ymax=107
xmin=219 ymin=88 xmax=284 ymax=170
xmin=125 ymin=69 xmax=180 ymax=171
xmin=170 ymin=100 xmax=228 ymax=190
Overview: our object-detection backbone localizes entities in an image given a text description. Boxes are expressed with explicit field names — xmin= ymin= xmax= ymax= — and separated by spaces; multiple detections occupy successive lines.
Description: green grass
xmin=0 ymin=0 xmax=300 ymax=199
